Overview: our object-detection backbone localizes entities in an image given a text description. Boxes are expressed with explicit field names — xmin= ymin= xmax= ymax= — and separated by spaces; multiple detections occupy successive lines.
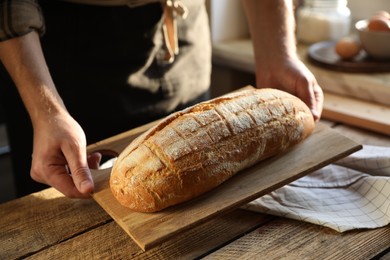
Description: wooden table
xmin=1 ymin=120 xmax=390 ymax=259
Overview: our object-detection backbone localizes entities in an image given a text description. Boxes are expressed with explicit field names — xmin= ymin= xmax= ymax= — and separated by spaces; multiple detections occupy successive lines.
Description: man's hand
xmin=30 ymin=112 xmax=101 ymax=198
xmin=241 ymin=0 xmax=324 ymax=121
xmin=0 ymin=32 xmax=102 ymax=198
xmin=255 ymin=56 xmax=323 ymax=121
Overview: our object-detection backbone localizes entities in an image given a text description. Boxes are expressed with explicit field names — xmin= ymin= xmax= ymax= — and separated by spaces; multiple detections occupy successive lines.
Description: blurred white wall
xmin=206 ymin=0 xmax=249 ymax=43
xmin=348 ymin=0 xmax=390 ymax=21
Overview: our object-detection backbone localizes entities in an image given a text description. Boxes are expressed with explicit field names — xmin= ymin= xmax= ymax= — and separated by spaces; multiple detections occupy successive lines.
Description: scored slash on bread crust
xmin=110 ymin=88 xmax=315 ymax=212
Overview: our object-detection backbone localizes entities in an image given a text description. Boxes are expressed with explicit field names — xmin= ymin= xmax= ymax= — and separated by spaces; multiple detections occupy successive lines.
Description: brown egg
xmin=335 ymin=37 xmax=362 ymax=59
xmin=368 ymin=17 xmax=390 ymax=32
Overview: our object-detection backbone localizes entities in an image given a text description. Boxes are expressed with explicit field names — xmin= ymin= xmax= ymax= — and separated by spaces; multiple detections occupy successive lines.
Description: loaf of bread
xmin=110 ymin=88 xmax=315 ymax=212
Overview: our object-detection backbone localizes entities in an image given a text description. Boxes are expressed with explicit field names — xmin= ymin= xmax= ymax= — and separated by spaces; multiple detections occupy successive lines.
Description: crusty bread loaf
xmin=110 ymin=88 xmax=315 ymax=212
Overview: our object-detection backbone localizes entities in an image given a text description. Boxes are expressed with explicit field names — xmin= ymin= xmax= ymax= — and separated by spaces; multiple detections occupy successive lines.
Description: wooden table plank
xmin=203 ymin=217 xmax=390 ymax=260
xmin=0 ymin=189 xmax=110 ymax=260
xmin=24 ymin=209 xmax=270 ymax=259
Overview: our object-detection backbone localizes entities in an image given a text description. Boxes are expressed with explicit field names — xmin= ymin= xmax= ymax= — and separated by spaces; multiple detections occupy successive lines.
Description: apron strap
xmin=162 ymin=0 xmax=188 ymax=63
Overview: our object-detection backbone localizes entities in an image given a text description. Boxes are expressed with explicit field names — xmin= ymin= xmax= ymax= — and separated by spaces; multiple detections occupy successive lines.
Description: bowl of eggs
xmin=355 ymin=11 xmax=390 ymax=59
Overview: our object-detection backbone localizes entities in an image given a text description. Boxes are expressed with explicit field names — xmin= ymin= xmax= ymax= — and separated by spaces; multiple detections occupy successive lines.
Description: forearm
xmin=241 ymin=0 xmax=297 ymax=66
xmin=0 ymin=31 xmax=96 ymax=197
xmin=0 ymin=31 xmax=66 ymax=127
xmin=241 ymin=0 xmax=323 ymax=120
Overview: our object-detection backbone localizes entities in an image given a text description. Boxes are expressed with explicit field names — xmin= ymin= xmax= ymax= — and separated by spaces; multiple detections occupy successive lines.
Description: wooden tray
xmin=88 ymin=116 xmax=361 ymax=251
xmin=323 ymin=92 xmax=390 ymax=135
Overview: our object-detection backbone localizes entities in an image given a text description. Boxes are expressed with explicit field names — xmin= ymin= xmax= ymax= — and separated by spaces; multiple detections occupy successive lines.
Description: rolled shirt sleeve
xmin=0 ymin=0 xmax=45 ymax=41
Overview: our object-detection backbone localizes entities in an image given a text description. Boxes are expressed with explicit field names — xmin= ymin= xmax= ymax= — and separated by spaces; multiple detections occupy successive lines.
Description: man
xmin=0 ymin=0 xmax=323 ymax=198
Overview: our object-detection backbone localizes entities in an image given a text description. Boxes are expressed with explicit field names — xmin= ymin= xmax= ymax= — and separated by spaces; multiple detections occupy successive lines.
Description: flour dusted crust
xmin=110 ymin=88 xmax=315 ymax=212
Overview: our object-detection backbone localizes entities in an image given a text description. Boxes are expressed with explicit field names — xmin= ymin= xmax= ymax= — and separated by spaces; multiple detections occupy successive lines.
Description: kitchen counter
xmin=1 ymin=119 xmax=390 ymax=259
xmin=212 ymin=39 xmax=390 ymax=105
xmin=212 ymin=39 xmax=390 ymax=135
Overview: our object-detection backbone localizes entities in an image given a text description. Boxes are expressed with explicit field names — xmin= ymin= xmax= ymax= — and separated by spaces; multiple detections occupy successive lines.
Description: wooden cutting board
xmin=88 ymin=91 xmax=361 ymax=251
xmin=322 ymin=92 xmax=390 ymax=135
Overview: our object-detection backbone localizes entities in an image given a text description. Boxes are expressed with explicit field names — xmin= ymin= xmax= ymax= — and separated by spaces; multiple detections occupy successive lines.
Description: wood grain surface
xmin=204 ymin=217 xmax=390 ymax=260
xmin=0 ymin=189 xmax=110 ymax=260
xmin=90 ymin=122 xmax=361 ymax=251
xmin=2 ymin=120 xmax=390 ymax=259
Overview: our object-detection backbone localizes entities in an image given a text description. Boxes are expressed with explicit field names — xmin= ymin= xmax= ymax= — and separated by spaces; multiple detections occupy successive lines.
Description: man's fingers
xmin=34 ymin=165 xmax=90 ymax=198
xmin=68 ymin=164 xmax=94 ymax=194
xmin=313 ymin=86 xmax=324 ymax=121
xmin=63 ymin=144 xmax=94 ymax=195
xmin=66 ymin=152 xmax=102 ymax=195
xmin=88 ymin=152 xmax=102 ymax=169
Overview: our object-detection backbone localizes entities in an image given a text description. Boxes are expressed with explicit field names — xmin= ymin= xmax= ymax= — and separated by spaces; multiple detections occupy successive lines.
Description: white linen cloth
xmin=243 ymin=145 xmax=390 ymax=232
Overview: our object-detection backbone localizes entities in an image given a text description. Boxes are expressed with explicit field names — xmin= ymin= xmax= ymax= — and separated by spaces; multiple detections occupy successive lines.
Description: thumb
xmin=64 ymin=146 xmax=94 ymax=195
xmin=72 ymin=165 xmax=94 ymax=195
